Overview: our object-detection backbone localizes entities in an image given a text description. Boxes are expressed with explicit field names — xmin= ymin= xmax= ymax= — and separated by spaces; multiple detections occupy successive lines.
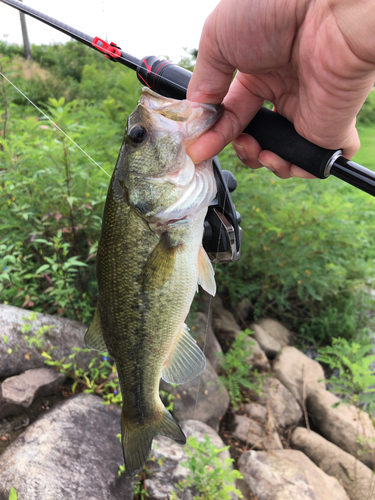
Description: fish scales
xmin=85 ymin=88 xmax=223 ymax=476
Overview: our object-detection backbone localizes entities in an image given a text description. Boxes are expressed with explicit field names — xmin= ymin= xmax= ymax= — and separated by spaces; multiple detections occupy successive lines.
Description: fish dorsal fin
xmin=162 ymin=323 xmax=206 ymax=384
xmin=197 ymin=245 xmax=216 ymax=296
xmin=84 ymin=306 xmax=107 ymax=352
xmin=139 ymin=233 xmax=179 ymax=289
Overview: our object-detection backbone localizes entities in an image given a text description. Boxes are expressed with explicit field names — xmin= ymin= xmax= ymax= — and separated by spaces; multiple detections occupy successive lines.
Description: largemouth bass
xmin=85 ymin=88 xmax=222 ymax=476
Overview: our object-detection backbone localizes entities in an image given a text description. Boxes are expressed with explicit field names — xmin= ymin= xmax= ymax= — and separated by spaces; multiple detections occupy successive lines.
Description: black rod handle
xmin=145 ymin=61 xmax=375 ymax=195
xmin=243 ymin=107 xmax=338 ymax=179
xmin=138 ymin=60 xmax=339 ymax=179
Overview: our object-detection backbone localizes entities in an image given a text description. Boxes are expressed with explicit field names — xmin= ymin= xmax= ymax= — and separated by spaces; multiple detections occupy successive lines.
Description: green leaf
xmin=9 ymin=487 xmax=18 ymax=500
xmin=66 ymin=196 xmax=77 ymax=208
xmin=36 ymin=264 xmax=50 ymax=274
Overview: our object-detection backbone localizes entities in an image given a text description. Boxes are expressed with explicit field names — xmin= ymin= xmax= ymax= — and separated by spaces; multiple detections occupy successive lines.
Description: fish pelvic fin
xmin=197 ymin=245 xmax=216 ymax=296
xmin=121 ymin=408 xmax=186 ymax=477
xmin=84 ymin=306 xmax=107 ymax=352
xmin=162 ymin=323 xmax=206 ymax=384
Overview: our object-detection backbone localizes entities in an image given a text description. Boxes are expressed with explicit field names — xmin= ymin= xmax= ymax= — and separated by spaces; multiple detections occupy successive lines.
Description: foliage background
xmin=1 ymin=41 xmax=375 ymax=347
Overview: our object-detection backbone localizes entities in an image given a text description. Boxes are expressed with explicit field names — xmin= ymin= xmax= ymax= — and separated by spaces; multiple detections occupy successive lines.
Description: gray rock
xmin=273 ymin=346 xmax=325 ymax=407
xmin=209 ymin=297 xmax=270 ymax=372
xmin=250 ymin=323 xmax=280 ymax=359
xmin=0 ymin=304 xmax=95 ymax=378
xmin=242 ymin=402 xmax=268 ymax=424
xmin=233 ymin=300 xmax=251 ymax=323
xmin=191 ymin=312 xmax=223 ymax=372
xmin=234 ymin=300 xmax=252 ymax=326
xmin=161 ymin=360 xmax=230 ymax=431
xmin=306 ymin=388 xmax=375 ymax=469
xmin=0 ymin=368 xmax=66 ymax=419
xmin=145 ymin=419 xmax=233 ymax=500
xmin=240 ymin=335 xmax=270 ymax=372
xmin=0 ymin=393 xmax=133 ymax=500
xmin=211 ymin=295 xmax=242 ymax=339
xmin=258 ymin=318 xmax=291 ymax=345
xmin=235 ymin=478 xmax=252 ymax=500
xmin=262 ymin=376 xmax=302 ymax=428
xmin=232 ymin=414 xmax=283 ymax=450
xmin=239 ymin=449 xmax=350 ymax=500
xmin=250 ymin=319 xmax=291 ymax=358
xmin=291 ymin=427 xmax=375 ymax=500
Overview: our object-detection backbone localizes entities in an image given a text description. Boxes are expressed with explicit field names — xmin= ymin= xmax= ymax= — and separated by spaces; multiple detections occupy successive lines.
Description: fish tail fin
xmin=121 ymin=407 xmax=186 ymax=476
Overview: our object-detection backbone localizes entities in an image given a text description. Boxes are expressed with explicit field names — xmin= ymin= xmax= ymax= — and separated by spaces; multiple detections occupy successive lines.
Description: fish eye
xmin=128 ymin=125 xmax=148 ymax=145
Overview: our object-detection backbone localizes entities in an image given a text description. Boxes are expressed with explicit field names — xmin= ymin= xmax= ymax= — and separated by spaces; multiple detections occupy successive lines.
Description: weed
xmin=21 ymin=312 xmax=55 ymax=351
xmin=116 ymin=448 xmax=164 ymax=500
xmin=171 ymin=434 xmax=243 ymax=500
xmin=44 ymin=348 xmax=122 ymax=404
xmin=8 ymin=487 xmax=17 ymax=500
xmin=218 ymin=329 xmax=265 ymax=410
xmin=317 ymin=336 xmax=375 ymax=413
xmin=18 ymin=314 xmax=122 ymax=404
xmin=159 ymin=389 xmax=175 ymax=412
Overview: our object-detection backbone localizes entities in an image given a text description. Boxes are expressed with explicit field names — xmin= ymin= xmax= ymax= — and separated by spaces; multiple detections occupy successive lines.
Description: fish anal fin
xmin=84 ymin=306 xmax=107 ymax=352
xmin=197 ymin=245 xmax=216 ymax=296
xmin=139 ymin=232 xmax=180 ymax=289
xmin=121 ymin=408 xmax=185 ymax=477
xmin=162 ymin=323 xmax=206 ymax=384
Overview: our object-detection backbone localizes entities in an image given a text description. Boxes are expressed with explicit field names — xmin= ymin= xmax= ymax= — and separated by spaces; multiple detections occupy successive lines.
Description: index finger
xmin=187 ymin=74 xmax=265 ymax=163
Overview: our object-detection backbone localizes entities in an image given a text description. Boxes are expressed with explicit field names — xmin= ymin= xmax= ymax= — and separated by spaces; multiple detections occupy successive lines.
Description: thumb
xmin=187 ymin=13 xmax=235 ymax=104
xmin=187 ymin=53 xmax=234 ymax=105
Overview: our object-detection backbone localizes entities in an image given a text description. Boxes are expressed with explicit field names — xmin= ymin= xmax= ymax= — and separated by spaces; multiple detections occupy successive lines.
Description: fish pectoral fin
xmin=197 ymin=245 xmax=216 ymax=296
xmin=84 ymin=306 xmax=108 ymax=352
xmin=121 ymin=408 xmax=185 ymax=477
xmin=139 ymin=232 xmax=179 ymax=289
xmin=162 ymin=323 xmax=206 ymax=384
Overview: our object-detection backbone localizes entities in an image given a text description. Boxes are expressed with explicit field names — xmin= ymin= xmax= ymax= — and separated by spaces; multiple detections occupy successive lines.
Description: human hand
xmin=187 ymin=0 xmax=375 ymax=179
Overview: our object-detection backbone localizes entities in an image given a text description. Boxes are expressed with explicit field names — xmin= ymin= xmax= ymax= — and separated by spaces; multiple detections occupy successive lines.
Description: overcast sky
xmin=0 ymin=0 xmax=220 ymax=62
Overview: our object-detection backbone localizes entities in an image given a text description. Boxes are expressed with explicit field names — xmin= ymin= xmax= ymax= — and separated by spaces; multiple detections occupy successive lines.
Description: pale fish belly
xmin=120 ymin=209 xmax=207 ymax=413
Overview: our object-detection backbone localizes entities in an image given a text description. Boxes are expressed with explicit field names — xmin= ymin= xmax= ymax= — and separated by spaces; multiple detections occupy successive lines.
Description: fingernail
xmin=258 ymin=159 xmax=275 ymax=172
xmin=233 ymin=142 xmax=247 ymax=163
xmin=232 ymin=140 xmax=244 ymax=150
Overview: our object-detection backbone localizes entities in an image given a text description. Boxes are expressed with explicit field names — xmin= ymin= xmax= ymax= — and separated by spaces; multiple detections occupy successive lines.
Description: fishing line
xmin=183 ymin=159 xmax=230 ymax=500
xmin=2 ymin=59 xmax=228 ymax=484
xmin=0 ymin=70 xmax=111 ymax=178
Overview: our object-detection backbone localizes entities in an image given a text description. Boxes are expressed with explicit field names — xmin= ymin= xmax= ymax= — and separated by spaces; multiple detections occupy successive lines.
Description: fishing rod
xmin=0 ymin=0 xmax=245 ymax=265
xmin=2 ymin=0 xmax=375 ymax=258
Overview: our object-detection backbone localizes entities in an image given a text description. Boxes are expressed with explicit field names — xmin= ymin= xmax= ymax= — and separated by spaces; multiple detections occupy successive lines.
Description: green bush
xmin=0 ymin=54 xmax=71 ymax=106
xmin=317 ymin=336 xmax=375 ymax=413
xmin=1 ymin=41 xmax=142 ymax=107
xmin=0 ymin=96 xmax=124 ymax=321
xmin=357 ymin=89 xmax=375 ymax=126
xmin=216 ymin=146 xmax=375 ymax=345
xmin=2 ymin=41 xmax=375 ymax=348
xmin=171 ymin=434 xmax=243 ymax=500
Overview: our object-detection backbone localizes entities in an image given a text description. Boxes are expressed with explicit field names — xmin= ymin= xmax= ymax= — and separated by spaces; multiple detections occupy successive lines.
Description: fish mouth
xmin=139 ymin=87 xmax=223 ymax=146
